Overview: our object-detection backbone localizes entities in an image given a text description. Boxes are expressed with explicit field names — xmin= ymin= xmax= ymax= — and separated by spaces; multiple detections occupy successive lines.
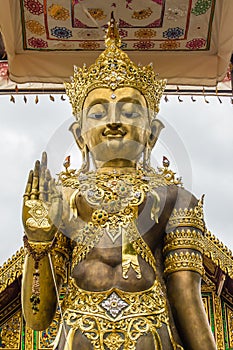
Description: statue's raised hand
xmin=22 ymin=152 xmax=62 ymax=242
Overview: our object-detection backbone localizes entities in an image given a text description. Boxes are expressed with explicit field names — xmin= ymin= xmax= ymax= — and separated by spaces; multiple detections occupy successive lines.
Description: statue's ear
xmin=69 ymin=122 xmax=85 ymax=150
xmin=148 ymin=119 xmax=164 ymax=149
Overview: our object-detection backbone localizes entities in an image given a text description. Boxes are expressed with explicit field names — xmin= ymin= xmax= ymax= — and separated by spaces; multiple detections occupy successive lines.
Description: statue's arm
xmin=163 ymin=188 xmax=217 ymax=350
xmin=21 ymin=153 xmax=70 ymax=331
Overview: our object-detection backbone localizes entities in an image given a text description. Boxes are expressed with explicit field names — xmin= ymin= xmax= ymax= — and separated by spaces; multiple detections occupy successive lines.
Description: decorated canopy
xmin=0 ymin=0 xmax=233 ymax=85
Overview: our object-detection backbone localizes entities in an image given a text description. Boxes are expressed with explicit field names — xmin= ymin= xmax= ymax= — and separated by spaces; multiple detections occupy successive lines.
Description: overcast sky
xmin=0 ymin=94 xmax=232 ymax=265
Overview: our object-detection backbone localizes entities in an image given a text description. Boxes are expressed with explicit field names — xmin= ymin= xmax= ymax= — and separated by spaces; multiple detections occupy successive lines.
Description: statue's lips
xmin=103 ymin=129 xmax=126 ymax=138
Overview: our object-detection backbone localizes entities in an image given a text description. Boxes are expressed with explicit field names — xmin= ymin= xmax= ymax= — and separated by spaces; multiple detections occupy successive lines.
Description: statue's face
xmin=81 ymin=87 xmax=151 ymax=167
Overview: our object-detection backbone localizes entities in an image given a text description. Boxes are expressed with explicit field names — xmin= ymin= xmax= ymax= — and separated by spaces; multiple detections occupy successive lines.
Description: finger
xmin=46 ymin=169 xmax=52 ymax=203
xmin=23 ymin=170 xmax=33 ymax=202
xmin=39 ymin=166 xmax=46 ymax=202
xmin=40 ymin=151 xmax=47 ymax=174
xmin=31 ymin=160 xmax=40 ymax=199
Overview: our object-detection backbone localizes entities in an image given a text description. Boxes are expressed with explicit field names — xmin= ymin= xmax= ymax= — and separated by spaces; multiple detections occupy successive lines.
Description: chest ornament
xmin=60 ymin=168 xmax=178 ymax=279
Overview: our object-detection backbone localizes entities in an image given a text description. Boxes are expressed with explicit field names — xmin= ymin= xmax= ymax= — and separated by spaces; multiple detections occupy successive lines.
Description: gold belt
xmin=55 ymin=278 xmax=183 ymax=350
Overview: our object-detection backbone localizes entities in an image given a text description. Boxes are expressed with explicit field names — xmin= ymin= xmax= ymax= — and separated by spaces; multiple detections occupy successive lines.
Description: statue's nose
xmin=106 ymin=122 xmax=122 ymax=129
xmin=107 ymin=103 xmax=121 ymax=124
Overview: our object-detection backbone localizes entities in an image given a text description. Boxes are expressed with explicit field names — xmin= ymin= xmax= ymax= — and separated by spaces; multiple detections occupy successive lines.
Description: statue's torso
xmin=62 ymin=181 xmax=178 ymax=291
xmin=58 ymin=171 xmax=184 ymax=350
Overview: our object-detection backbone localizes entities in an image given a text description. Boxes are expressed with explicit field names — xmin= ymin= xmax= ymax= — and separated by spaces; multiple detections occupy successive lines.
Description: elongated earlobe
xmin=149 ymin=119 xmax=165 ymax=149
xmin=69 ymin=122 xmax=84 ymax=150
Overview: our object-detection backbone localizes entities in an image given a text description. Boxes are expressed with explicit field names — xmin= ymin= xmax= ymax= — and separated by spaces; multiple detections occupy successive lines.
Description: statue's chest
xmin=62 ymin=170 xmax=171 ymax=280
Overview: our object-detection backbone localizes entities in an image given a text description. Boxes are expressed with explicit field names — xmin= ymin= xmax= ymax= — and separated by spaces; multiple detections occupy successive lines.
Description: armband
xmin=164 ymin=251 xmax=204 ymax=276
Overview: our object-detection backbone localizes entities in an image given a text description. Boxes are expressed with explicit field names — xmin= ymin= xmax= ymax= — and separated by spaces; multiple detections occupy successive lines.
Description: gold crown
xmin=65 ymin=13 xmax=166 ymax=122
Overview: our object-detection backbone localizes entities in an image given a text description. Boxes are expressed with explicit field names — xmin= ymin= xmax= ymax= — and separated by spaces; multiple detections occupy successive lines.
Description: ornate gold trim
xmin=163 ymin=229 xmax=204 ymax=254
xmin=0 ymin=248 xmax=24 ymax=293
xmin=164 ymin=251 xmax=204 ymax=276
xmin=167 ymin=197 xmax=205 ymax=232
xmin=203 ymin=231 xmax=233 ymax=279
xmin=213 ymin=293 xmax=225 ymax=350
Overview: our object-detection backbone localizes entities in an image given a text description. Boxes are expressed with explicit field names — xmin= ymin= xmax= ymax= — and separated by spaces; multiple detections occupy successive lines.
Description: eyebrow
xmin=117 ymin=97 xmax=144 ymax=106
xmin=86 ymin=98 xmax=109 ymax=109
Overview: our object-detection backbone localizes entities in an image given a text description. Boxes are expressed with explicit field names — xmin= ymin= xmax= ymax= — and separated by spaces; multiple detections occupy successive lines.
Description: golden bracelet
xmin=164 ymin=251 xmax=204 ymax=276
xmin=163 ymin=229 xmax=204 ymax=255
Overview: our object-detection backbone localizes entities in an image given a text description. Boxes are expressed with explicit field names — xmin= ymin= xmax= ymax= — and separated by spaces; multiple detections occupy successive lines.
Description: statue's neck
xmin=95 ymin=158 xmax=137 ymax=171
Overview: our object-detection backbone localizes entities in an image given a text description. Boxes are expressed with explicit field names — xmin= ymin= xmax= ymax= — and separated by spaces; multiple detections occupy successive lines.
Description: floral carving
xmin=135 ymin=29 xmax=156 ymax=39
xmin=185 ymin=38 xmax=206 ymax=50
xmin=26 ymin=20 xmax=45 ymax=35
xmin=160 ymin=40 xmax=180 ymax=50
xmin=133 ymin=40 xmax=154 ymax=50
xmin=28 ymin=37 xmax=48 ymax=48
xmin=104 ymin=333 xmax=124 ymax=350
xmin=24 ymin=0 xmax=44 ymax=15
xmin=163 ymin=27 xmax=184 ymax=39
xmin=48 ymin=4 xmax=70 ymax=21
xmin=100 ymin=292 xmax=128 ymax=318
xmin=51 ymin=27 xmax=72 ymax=39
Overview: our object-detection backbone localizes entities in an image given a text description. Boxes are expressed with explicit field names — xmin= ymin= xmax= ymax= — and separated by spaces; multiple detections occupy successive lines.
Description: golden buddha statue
xmin=21 ymin=15 xmax=217 ymax=350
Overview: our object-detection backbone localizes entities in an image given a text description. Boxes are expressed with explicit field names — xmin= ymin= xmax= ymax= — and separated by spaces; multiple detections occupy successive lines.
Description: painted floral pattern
xmin=28 ymin=37 xmax=48 ymax=48
xmin=48 ymin=4 xmax=70 ymax=21
xmin=24 ymin=0 xmax=44 ymax=15
xmin=133 ymin=41 xmax=154 ymax=50
xmin=160 ymin=40 xmax=180 ymax=50
xmin=163 ymin=27 xmax=184 ymax=39
xmin=26 ymin=20 xmax=45 ymax=35
xmin=79 ymin=41 xmax=100 ymax=50
xmin=21 ymin=0 xmax=213 ymax=51
xmin=185 ymin=38 xmax=206 ymax=49
xmin=192 ymin=0 xmax=212 ymax=16
xmin=132 ymin=8 xmax=153 ymax=20
xmin=51 ymin=27 xmax=72 ymax=39
xmin=135 ymin=29 xmax=156 ymax=39
xmin=87 ymin=8 xmax=106 ymax=20
xmin=119 ymin=29 xmax=128 ymax=38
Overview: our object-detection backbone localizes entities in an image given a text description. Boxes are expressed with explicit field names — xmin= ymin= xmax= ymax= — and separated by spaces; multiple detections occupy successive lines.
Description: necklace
xmin=60 ymin=167 xmax=181 ymax=279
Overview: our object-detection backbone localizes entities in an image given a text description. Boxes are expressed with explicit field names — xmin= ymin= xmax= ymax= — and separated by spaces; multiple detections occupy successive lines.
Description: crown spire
xmin=105 ymin=12 xmax=121 ymax=48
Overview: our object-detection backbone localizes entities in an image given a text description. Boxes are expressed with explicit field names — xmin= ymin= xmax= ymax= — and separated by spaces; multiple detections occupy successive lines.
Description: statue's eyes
xmin=122 ymin=112 xmax=140 ymax=118
xmin=88 ymin=112 xmax=106 ymax=119
xmin=120 ymin=102 xmax=142 ymax=119
xmin=87 ymin=104 xmax=106 ymax=119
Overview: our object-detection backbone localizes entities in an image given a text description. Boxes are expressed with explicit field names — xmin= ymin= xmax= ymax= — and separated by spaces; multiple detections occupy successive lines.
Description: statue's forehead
xmin=83 ymin=87 xmax=147 ymax=108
